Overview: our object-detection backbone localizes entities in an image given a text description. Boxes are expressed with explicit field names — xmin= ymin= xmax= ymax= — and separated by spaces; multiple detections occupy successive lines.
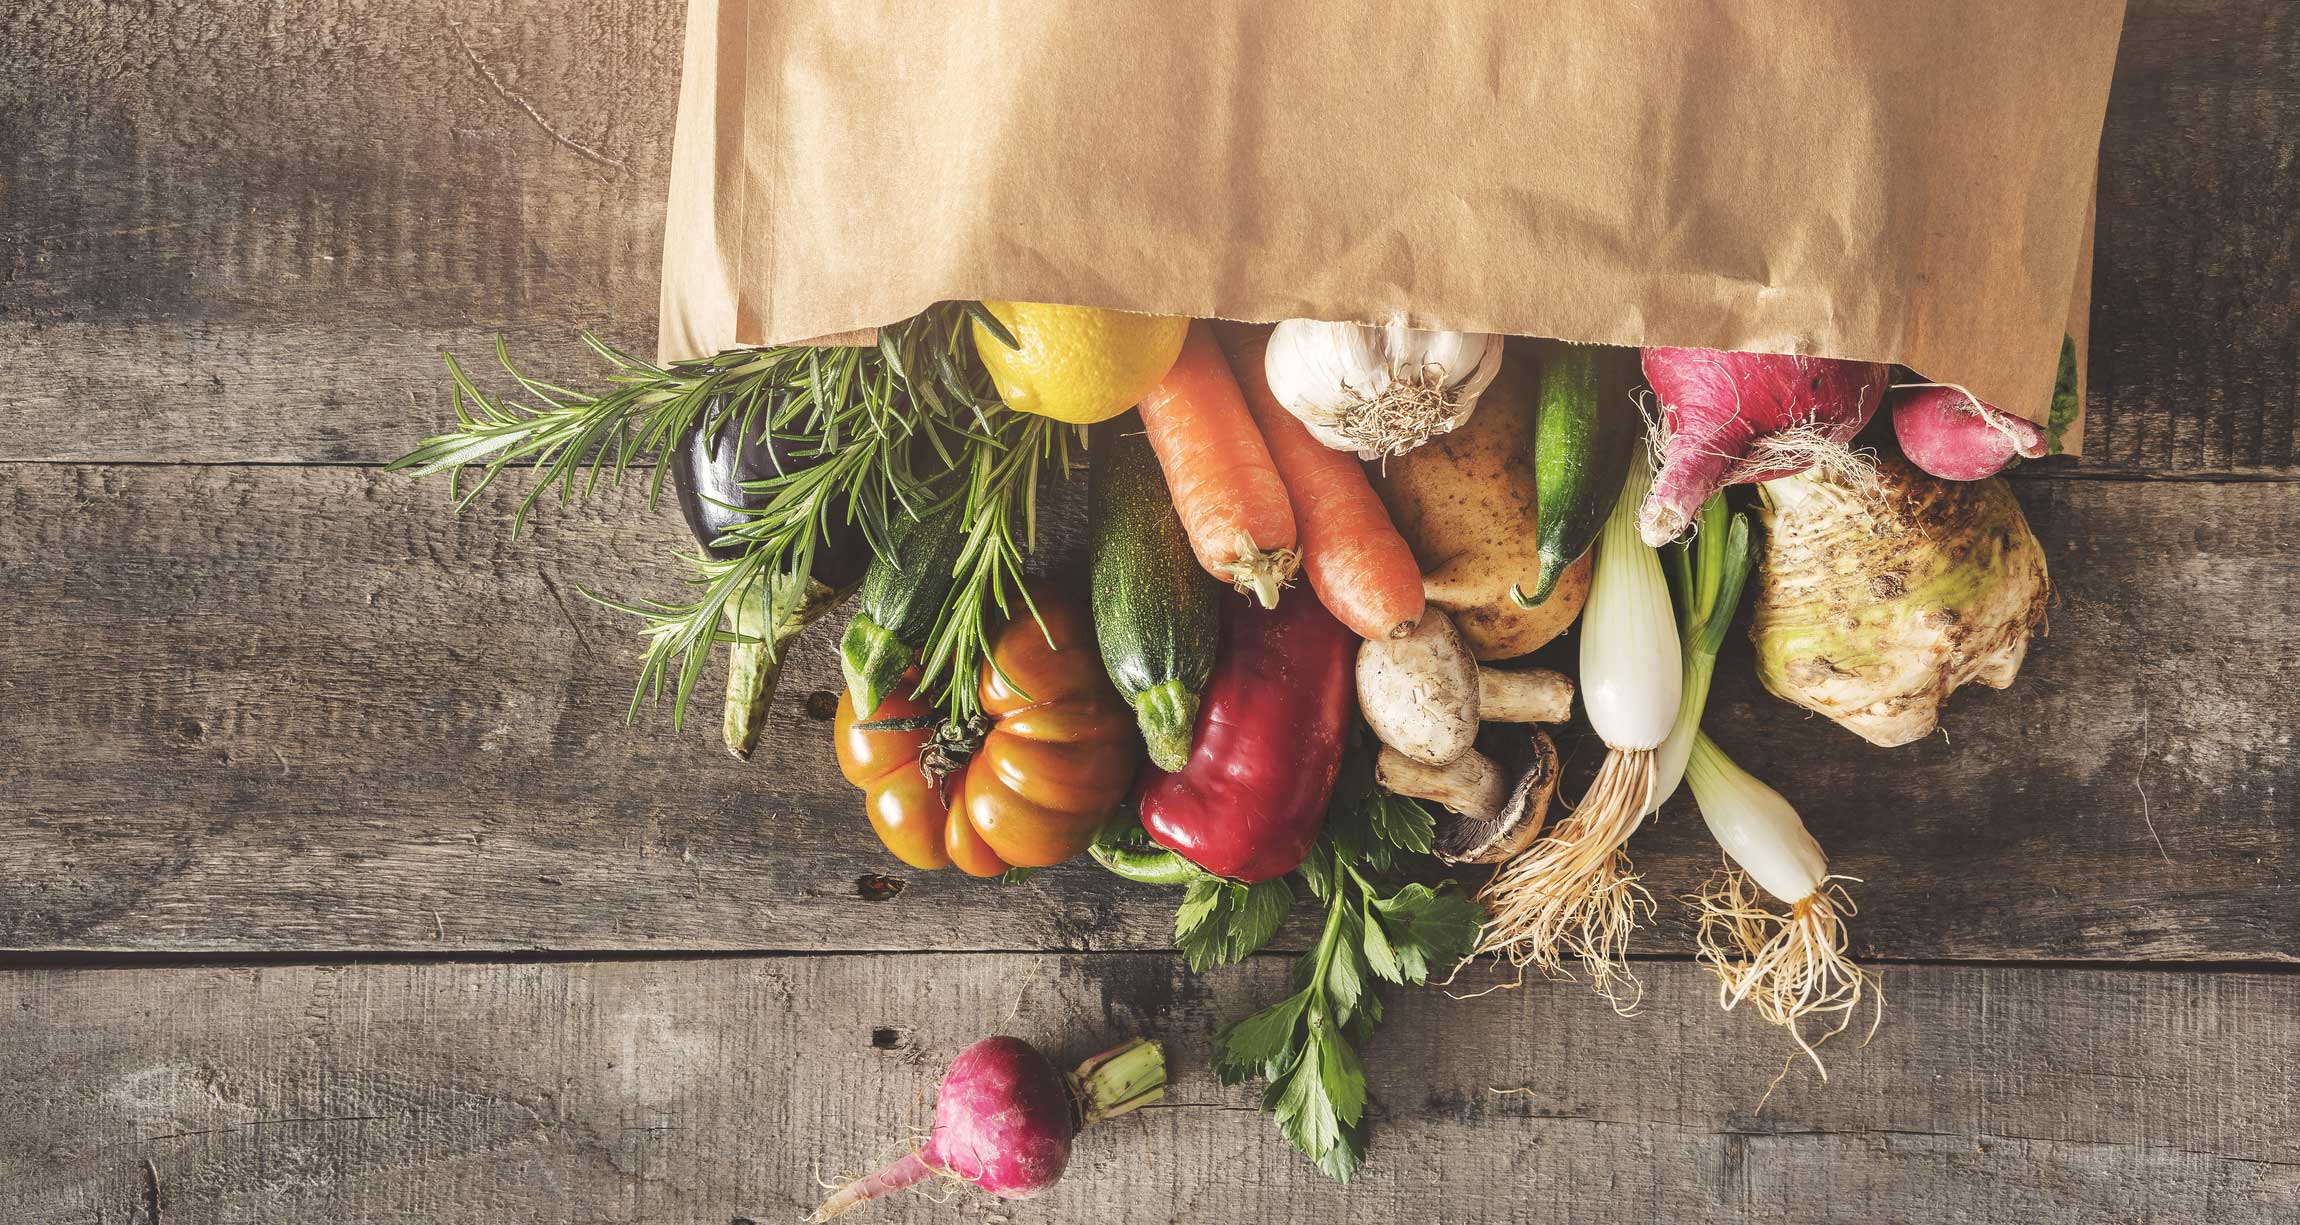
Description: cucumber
xmin=1090 ymin=430 xmax=1221 ymax=771
xmin=838 ymin=500 xmax=969 ymax=716
xmin=1514 ymin=342 xmax=1639 ymax=607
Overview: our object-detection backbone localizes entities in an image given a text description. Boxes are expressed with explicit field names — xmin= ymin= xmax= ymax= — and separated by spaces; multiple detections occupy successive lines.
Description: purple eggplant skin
xmin=671 ymin=396 xmax=866 ymax=586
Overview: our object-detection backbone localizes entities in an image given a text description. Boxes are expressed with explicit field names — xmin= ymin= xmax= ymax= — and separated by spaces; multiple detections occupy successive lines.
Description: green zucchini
xmin=838 ymin=500 xmax=969 ymax=716
xmin=1090 ymin=430 xmax=1220 ymax=771
xmin=1513 ymin=342 xmax=1638 ymax=607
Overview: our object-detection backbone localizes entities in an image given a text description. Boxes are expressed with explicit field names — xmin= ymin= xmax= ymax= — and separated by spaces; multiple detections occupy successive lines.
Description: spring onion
xmin=1475 ymin=453 xmax=1680 ymax=1009
xmin=1650 ymin=492 xmax=1754 ymax=811
xmin=1656 ymin=493 xmax=1880 ymax=1072
xmin=1683 ymin=734 xmax=1879 ymax=1074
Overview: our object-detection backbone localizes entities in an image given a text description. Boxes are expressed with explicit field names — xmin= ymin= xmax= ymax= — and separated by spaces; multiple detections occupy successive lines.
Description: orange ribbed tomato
xmin=835 ymin=680 xmax=955 ymax=870
xmin=834 ymin=591 xmax=1140 ymax=876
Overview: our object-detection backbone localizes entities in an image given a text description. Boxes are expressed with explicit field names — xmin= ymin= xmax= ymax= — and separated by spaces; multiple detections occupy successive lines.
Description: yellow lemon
xmin=971 ymin=302 xmax=1189 ymax=425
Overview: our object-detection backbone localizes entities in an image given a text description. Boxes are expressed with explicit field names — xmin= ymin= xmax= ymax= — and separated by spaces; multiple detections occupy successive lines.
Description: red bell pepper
xmin=1137 ymin=590 xmax=1357 ymax=883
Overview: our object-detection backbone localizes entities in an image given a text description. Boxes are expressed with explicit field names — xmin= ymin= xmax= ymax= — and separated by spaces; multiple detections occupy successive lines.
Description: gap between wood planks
xmin=3 ymin=947 xmax=2295 ymax=975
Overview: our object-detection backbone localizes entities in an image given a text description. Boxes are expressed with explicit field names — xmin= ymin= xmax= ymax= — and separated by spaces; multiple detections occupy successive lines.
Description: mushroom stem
xmin=1477 ymin=667 xmax=1574 ymax=724
xmin=1376 ymin=746 xmax=1506 ymax=822
xmin=1424 ymin=730 xmax=1563 ymax=866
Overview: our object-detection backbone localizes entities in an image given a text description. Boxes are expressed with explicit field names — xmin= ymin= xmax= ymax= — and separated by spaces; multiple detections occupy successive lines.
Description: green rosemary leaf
xmin=396 ymin=302 xmax=1056 ymax=730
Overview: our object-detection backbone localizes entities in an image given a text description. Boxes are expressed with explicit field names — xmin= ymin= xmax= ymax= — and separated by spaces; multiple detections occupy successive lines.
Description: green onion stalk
xmin=1663 ymin=493 xmax=1880 ymax=1076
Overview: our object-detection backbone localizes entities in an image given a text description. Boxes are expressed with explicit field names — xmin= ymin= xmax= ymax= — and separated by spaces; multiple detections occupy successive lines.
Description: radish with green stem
xmin=809 ymin=1035 xmax=1165 ymax=1220
xmin=1889 ymin=385 xmax=2047 ymax=481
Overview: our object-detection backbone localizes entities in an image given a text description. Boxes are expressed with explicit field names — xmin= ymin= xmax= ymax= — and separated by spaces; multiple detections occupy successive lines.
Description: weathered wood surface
xmin=2 ymin=0 xmax=2297 ymax=473
xmin=5 ymin=464 xmax=2293 ymax=959
xmin=5 ymin=2 xmax=2298 ymax=1221
xmin=8 ymin=955 xmax=2296 ymax=1225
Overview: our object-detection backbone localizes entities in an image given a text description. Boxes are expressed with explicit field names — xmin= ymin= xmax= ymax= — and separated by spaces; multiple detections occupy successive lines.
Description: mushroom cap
xmin=1434 ymin=730 xmax=1560 ymax=865
xmin=1357 ymin=610 xmax=1479 ymax=767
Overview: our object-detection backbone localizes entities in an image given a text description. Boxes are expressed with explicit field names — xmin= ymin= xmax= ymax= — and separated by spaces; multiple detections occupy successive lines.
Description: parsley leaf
xmin=1177 ymin=876 xmax=1294 ymax=973
xmin=1368 ymin=881 xmax=1483 ymax=985
xmin=1368 ymin=786 xmax=1435 ymax=859
xmin=1324 ymin=907 xmax=1367 ymax=1017
xmin=1174 ymin=879 xmax=1235 ymax=973
xmin=1213 ymin=988 xmax=1309 ymax=1084
xmin=1204 ymin=729 xmax=1484 ymax=1183
xmin=1228 ymin=878 xmax=1294 ymax=962
xmin=1272 ymin=1027 xmax=1345 ymax=1158
xmin=1315 ymin=1120 xmax=1369 ymax=1183
xmin=1360 ymin=896 xmax=1404 ymax=984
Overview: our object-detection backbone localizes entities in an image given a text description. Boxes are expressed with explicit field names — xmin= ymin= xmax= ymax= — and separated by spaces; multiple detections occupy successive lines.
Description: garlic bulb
xmin=1263 ymin=320 xmax=1506 ymax=459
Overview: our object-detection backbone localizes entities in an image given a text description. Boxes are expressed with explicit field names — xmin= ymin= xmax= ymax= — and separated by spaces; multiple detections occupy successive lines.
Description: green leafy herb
xmin=389 ymin=304 xmax=1061 ymax=730
xmin=1209 ymin=737 xmax=1479 ymax=1182
xmin=912 ymin=412 xmax=1078 ymax=718
xmin=1176 ymin=875 xmax=1295 ymax=973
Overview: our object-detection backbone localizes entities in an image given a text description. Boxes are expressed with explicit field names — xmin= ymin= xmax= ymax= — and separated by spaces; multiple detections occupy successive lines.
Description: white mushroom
xmin=1356 ymin=610 xmax=1572 ymax=767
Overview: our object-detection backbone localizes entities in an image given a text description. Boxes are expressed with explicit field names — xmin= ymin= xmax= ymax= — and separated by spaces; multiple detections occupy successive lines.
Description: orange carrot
xmin=1136 ymin=322 xmax=1300 ymax=608
xmin=1220 ymin=325 xmax=1426 ymax=640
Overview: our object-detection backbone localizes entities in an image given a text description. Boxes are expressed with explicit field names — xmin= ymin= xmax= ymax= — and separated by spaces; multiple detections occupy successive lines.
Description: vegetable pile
xmin=395 ymin=307 xmax=2061 ymax=1202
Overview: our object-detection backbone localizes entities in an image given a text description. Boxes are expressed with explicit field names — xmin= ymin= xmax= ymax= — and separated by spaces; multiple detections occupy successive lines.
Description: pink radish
xmin=1890 ymin=386 xmax=2048 ymax=480
xmin=1637 ymin=347 xmax=1889 ymax=546
xmin=810 ymin=1035 xmax=1165 ymax=1220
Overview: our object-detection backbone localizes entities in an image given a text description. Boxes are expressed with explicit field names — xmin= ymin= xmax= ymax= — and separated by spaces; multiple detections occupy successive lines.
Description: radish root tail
xmin=1739 ymin=426 xmax=1879 ymax=494
xmin=807 ymin=1150 xmax=942 ymax=1222
xmin=1473 ymin=748 xmax=1658 ymax=1013
xmin=1689 ymin=870 xmax=1883 ymax=1079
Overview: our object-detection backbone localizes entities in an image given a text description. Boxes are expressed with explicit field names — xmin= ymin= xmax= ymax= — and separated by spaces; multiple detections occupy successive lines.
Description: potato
xmin=1371 ymin=355 xmax=1589 ymax=661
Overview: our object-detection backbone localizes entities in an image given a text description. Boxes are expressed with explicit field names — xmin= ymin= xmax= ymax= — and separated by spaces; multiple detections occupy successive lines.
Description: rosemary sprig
xmin=391 ymin=303 xmax=1043 ymax=731
xmin=387 ymin=336 xmax=745 ymax=535
xmin=913 ymin=413 xmax=1078 ymax=718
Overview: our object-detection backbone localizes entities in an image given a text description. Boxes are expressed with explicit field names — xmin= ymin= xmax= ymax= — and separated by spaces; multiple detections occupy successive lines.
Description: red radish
xmin=1637 ymin=347 xmax=1888 ymax=546
xmin=1889 ymin=385 xmax=2048 ymax=480
xmin=810 ymin=1035 xmax=1165 ymax=1220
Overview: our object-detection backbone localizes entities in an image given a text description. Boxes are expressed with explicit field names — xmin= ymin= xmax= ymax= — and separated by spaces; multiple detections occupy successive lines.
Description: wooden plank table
xmin=2 ymin=3 xmax=2294 ymax=1222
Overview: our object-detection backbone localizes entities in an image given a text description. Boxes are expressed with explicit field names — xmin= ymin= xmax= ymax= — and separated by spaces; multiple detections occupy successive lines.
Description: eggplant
xmin=671 ymin=396 xmax=866 ymax=582
xmin=669 ymin=396 xmax=866 ymax=758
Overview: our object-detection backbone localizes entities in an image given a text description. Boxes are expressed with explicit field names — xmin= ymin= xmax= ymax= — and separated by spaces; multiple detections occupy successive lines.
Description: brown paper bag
xmin=659 ymin=0 xmax=2124 ymax=451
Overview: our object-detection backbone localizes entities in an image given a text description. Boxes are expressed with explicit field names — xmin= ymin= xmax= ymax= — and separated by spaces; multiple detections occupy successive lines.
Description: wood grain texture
xmin=2089 ymin=0 xmax=2300 ymax=473
xmin=0 ymin=0 xmax=2295 ymax=472
xmin=0 ymin=0 xmax=677 ymax=463
xmin=4 ymin=464 xmax=2292 ymax=959
xmin=7 ymin=954 xmax=2296 ymax=1225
